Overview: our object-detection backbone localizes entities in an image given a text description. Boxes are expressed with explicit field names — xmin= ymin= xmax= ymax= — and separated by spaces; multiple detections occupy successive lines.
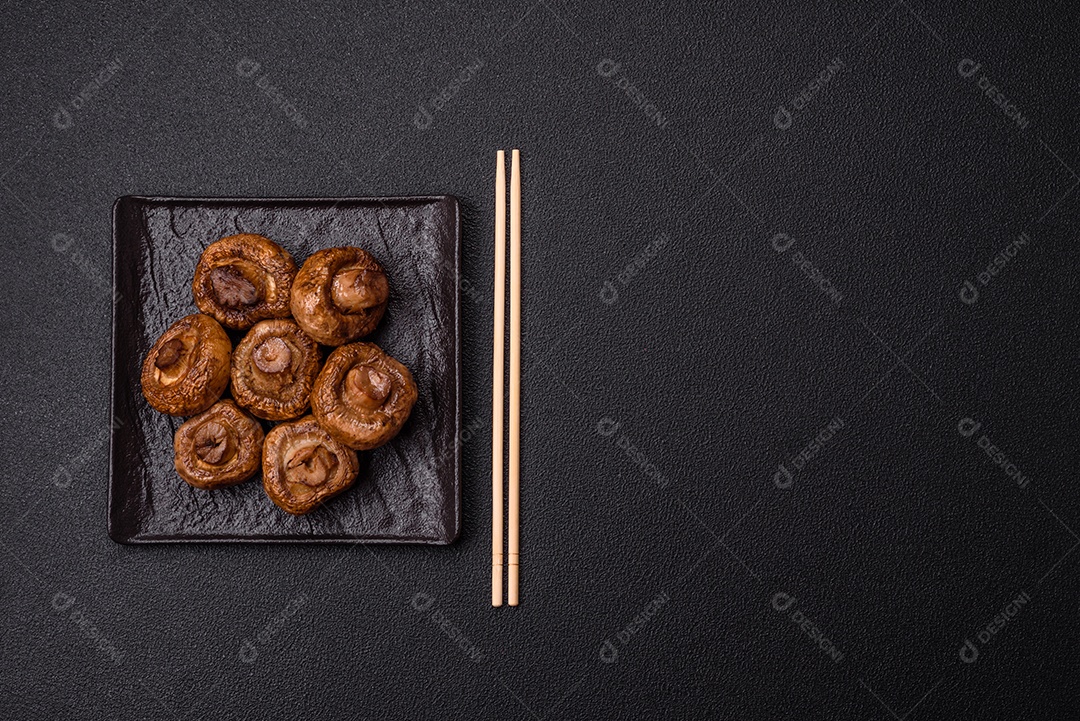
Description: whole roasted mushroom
xmin=290 ymin=247 xmax=389 ymax=345
xmin=310 ymin=342 xmax=417 ymax=450
xmin=141 ymin=314 xmax=232 ymax=416
xmin=192 ymin=233 xmax=297 ymax=329
xmin=174 ymin=401 xmax=264 ymax=489
xmin=231 ymin=320 xmax=321 ymax=420
xmin=262 ymin=416 xmax=360 ymax=515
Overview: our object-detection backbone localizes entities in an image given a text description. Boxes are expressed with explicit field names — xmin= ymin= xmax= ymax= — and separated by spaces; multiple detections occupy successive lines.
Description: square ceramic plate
xmin=109 ymin=196 xmax=461 ymax=543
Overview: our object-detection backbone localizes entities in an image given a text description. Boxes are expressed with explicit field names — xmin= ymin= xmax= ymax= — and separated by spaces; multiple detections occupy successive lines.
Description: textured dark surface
xmin=1 ymin=1 xmax=1078 ymax=719
xmin=110 ymin=196 xmax=461 ymax=543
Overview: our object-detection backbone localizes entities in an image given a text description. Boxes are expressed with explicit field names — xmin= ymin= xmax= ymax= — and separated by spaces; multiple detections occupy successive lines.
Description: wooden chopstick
xmin=508 ymin=149 xmax=522 ymax=606
xmin=492 ymin=151 xmax=506 ymax=607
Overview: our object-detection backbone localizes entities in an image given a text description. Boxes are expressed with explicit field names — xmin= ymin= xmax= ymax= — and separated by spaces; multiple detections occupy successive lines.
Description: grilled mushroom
xmin=262 ymin=416 xmax=359 ymax=515
xmin=290 ymin=247 xmax=389 ymax=345
xmin=174 ymin=401 xmax=264 ymax=489
xmin=310 ymin=342 xmax=417 ymax=450
xmin=231 ymin=320 xmax=320 ymax=421
xmin=192 ymin=234 xmax=297 ymax=329
xmin=141 ymin=314 xmax=232 ymax=416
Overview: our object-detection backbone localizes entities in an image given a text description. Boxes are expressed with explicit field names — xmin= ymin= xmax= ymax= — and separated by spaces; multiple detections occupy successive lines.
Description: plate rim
xmin=108 ymin=194 xmax=462 ymax=544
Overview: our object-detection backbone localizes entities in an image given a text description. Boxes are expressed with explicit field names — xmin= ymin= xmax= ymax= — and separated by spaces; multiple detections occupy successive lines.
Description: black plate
xmin=109 ymin=196 xmax=461 ymax=543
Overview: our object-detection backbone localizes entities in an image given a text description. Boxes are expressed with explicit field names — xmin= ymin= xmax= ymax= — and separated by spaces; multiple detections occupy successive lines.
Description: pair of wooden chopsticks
xmin=492 ymin=149 xmax=521 ymax=607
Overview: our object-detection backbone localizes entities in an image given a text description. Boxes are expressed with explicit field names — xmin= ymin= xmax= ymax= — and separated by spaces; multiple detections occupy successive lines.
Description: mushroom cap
xmin=193 ymin=234 xmax=297 ymax=329
xmin=141 ymin=313 xmax=232 ymax=416
xmin=231 ymin=319 xmax=321 ymax=421
xmin=174 ymin=400 xmax=264 ymax=489
xmin=290 ymin=247 xmax=388 ymax=345
xmin=311 ymin=342 xmax=417 ymax=450
xmin=262 ymin=416 xmax=360 ymax=515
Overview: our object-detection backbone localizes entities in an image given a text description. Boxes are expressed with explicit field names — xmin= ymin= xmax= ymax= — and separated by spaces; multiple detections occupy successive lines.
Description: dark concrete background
xmin=1 ymin=1 xmax=1078 ymax=718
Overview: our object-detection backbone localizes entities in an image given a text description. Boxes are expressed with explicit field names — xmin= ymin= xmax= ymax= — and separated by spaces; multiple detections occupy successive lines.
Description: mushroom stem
xmin=253 ymin=336 xmax=293 ymax=374
xmin=331 ymin=269 xmax=389 ymax=313
xmin=343 ymin=365 xmax=392 ymax=411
